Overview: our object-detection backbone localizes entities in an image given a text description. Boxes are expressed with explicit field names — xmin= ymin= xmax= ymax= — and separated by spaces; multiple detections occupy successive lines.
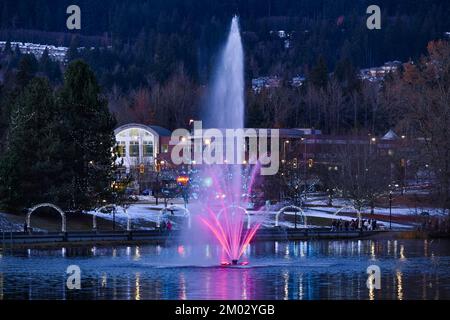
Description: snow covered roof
xmin=381 ymin=129 xmax=399 ymax=140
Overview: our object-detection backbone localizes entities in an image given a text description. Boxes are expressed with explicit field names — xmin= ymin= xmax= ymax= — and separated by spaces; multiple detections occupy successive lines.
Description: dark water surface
xmin=0 ymin=239 xmax=449 ymax=300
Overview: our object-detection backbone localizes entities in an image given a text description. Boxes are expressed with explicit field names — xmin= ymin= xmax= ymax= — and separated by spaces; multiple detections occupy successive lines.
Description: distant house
xmin=269 ymin=30 xmax=293 ymax=50
xmin=359 ymin=60 xmax=402 ymax=82
xmin=291 ymin=75 xmax=306 ymax=87
xmin=0 ymin=41 xmax=68 ymax=62
xmin=251 ymin=76 xmax=281 ymax=93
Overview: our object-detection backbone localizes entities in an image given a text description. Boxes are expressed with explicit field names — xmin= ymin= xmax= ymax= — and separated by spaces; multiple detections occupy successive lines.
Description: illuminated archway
xmin=27 ymin=203 xmax=66 ymax=232
xmin=334 ymin=206 xmax=362 ymax=229
xmin=216 ymin=205 xmax=251 ymax=229
xmin=275 ymin=205 xmax=307 ymax=228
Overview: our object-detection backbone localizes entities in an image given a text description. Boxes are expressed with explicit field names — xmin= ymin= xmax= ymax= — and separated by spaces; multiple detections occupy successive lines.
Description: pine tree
xmin=309 ymin=56 xmax=328 ymax=89
xmin=0 ymin=77 xmax=62 ymax=210
xmin=57 ymin=60 xmax=117 ymax=211
xmin=16 ymin=54 xmax=38 ymax=90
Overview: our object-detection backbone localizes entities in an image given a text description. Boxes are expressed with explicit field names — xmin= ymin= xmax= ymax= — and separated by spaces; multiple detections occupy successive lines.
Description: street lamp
xmin=283 ymin=140 xmax=290 ymax=160
xmin=389 ymin=190 xmax=393 ymax=230
xmin=301 ymin=137 xmax=307 ymax=202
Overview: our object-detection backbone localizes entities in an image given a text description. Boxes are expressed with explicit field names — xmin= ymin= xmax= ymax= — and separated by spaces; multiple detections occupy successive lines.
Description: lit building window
xmin=143 ymin=141 xmax=154 ymax=157
xmin=129 ymin=141 xmax=139 ymax=157
xmin=117 ymin=141 xmax=126 ymax=157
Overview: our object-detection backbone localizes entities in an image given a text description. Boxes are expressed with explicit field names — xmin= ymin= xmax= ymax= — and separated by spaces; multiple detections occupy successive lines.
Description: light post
xmin=112 ymin=206 xmax=116 ymax=231
xmin=301 ymin=137 xmax=307 ymax=202
xmin=389 ymin=190 xmax=393 ymax=230
xmin=283 ymin=140 xmax=290 ymax=161
xmin=294 ymin=208 xmax=298 ymax=229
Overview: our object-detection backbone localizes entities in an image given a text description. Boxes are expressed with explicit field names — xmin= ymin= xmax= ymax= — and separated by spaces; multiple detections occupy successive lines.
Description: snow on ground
xmin=86 ymin=201 xmax=414 ymax=231
xmin=280 ymin=209 xmax=411 ymax=229
xmin=304 ymin=194 xmax=447 ymax=216
xmin=88 ymin=204 xmax=189 ymax=230
xmin=0 ymin=212 xmax=24 ymax=232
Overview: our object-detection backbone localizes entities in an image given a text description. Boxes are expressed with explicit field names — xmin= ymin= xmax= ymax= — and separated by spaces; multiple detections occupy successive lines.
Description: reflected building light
xmin=283 ymin=271 xmax=289 ymax=300
xmin=102 ymin=273 xmax=107 ymax=288
xmin=274 ymin=241 xmax=279 ymax=254
xmin=424 ymin=240 xmax=428 ymax=257
xmin=285 ymin=245 xmax=290 ymax=257
xmin=135 ymin=273 xmax=141 ymax=301
xmin=27 ymin=249 xmax=31 ymax=257
xmin=112 ymin=248 xmax=117 ymax=258
xmin=126 ymin=275 xmax=131 ymax=300
xmin=396 ymin=271 xmax=403 ymax=300
xmin=134 ymin=246 xmax=141 ymax=260
xmin=92 ymin=246 xmax=97 ymax=256
xmin=387 ymin=240 xmax=391 ymax=255
xmin=300 ymin=242 xmax=305 ymax=257
xmin=298 ymin=273 xmax=304 ymax=300
xmin=179 ymin=273 xmax=187 ymax=300
xmin=113 ymin=276 xmax=117 ymax=300
xmin=357 ymin=240 xmax=362 ymax=255
xmin=400 ymin=245 xmax=406 ymax=260
xmin=394 ymin=240 xmax=398 ymax=259
xmin=370 ymin=242 xmax=376 ymax=260
xmin=369 ymin=284 xmax=375 ymax=301
xmin=292 ymin=242 xmax=297 ymax=257
xmin=242 ymin=271 xmax=248 ymax=300
xmin=61 ymin=247 xmax=66 ymax=257
xmin=205 ymin=244 xmax=211 ymax=258
xmin=126 ymin=246 xmax=131 ymax=256
xmin=0 ymin=273 xmax=3 ymax=300
xmin=156 ymin=245 xmax=162 ymax=255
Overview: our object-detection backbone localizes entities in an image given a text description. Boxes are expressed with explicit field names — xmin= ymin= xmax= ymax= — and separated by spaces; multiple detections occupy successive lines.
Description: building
xmin=251 ymin=76 xmax=282 ymax=92
xmin=0 ymin=41 xmax=68 ymax=61
xmin=114 ymin=123 xmax=413 ymax=193
xmin=359 ymin=61 xmax=402 ymax=82
xmin=114 ymin=123 xmax=172 ymax=173
xmin=291 ymin=75 xmax=306 ymax=87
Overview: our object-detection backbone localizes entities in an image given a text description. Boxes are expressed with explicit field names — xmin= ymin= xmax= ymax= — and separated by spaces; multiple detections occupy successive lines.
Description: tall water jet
xmin=206 ymin=16 xmax=244 ymax=130
xmin=196 ymin=16 xmax=262 ymax=265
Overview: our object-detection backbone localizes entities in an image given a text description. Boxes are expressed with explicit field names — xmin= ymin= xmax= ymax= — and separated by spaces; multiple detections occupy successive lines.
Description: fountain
xmin=196 ymin=16 xmax=262 ymax=265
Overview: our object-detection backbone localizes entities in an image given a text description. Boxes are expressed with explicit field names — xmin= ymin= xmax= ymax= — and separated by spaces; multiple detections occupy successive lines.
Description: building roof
xmin=115 ymin=123 xmax=172 ymax=137
xmin=381 ymin=129 xmax=399 ymax=140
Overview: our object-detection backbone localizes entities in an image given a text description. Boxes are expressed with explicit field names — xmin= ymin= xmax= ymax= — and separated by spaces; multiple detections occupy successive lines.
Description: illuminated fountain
xmin=197 ymin=16 xmax=262 ymax=265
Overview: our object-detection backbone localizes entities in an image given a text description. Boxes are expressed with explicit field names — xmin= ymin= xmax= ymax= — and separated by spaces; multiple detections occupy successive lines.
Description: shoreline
xmin=1 ymin=229 xmax=445 ymax=250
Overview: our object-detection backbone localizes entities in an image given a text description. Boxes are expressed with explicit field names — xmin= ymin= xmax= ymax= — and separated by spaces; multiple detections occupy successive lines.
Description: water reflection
xmin=396 ymin=271 xmax=403 ymax=300
xmin=0 ymin=239 xmax=449 ymax=300
xmin=135 ymin=273 xmax=141 ymax=300
xmin=0 ymin=272 xmax=3 ymax=300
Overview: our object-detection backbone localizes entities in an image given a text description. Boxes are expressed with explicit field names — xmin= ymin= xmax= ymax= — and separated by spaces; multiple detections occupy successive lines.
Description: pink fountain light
xmin=197 ymin=165 xmax=263 ymax=265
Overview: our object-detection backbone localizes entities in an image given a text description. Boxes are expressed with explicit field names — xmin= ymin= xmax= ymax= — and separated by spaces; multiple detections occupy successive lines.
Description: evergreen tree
xmin=309 ymin=56 xmax=328 ymax=89
xmin=3 ymin=40 xmax=12 ymax=54
xmin=0 ymin=77 xmax=62 ymax=210
xmin=39 ymin=48 xmax=62 ymax=83
xmin=16 ymin=54 xmax=38 ymax=89
xmin=57 ymin=60 xmax=117 ymax=211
